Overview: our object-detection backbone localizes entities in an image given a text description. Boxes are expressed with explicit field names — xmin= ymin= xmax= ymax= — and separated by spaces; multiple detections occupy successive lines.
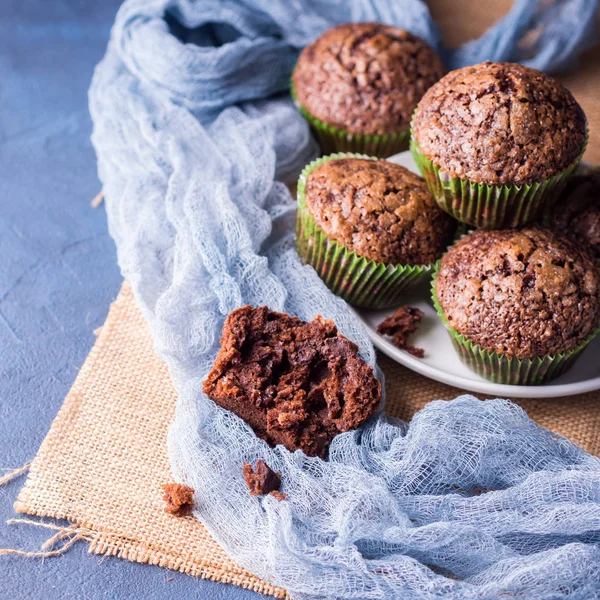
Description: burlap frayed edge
xmin=6 ymin=507 xmax=288 ymax=598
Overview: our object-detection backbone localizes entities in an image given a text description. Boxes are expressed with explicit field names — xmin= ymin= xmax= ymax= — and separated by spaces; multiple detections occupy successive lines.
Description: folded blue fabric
xmin=90 ymin=1 xmax=600 ymax=598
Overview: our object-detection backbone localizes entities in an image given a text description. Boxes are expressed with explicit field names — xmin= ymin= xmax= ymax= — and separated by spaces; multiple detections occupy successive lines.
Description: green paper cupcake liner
xmin=411 ymin=136 xmax=584 ymax=229
xmin=431 ymin=263 xmax=600 ymax=385
xmin=296 ymin=153 xmax=434 ymax=309
xmin=291 ymin=81 xmax=410 ymax=158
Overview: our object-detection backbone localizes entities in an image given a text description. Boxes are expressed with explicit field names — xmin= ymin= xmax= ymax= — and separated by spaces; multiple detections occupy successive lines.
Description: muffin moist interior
xmin=304 ymin=157 xmax=456 ymax=265
xmin=436 ymin=228 xmax=600 ymax=359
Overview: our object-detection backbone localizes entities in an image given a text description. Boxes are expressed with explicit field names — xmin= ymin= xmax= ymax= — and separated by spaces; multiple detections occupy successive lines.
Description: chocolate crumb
xmin=162 ymin=483 xmax=195 ymax=517
xmin=243 ymin=460 xmax=282 ymax=496
xmin=377 ymin=306 xmax=425 ymax=358
xmin=166 ymin=578 xmax=174 ymax=583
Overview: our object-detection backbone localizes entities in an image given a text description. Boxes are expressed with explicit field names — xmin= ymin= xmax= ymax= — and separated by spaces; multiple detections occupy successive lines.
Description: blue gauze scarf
xmin=89 ymin=1 xmax=600 ymax=598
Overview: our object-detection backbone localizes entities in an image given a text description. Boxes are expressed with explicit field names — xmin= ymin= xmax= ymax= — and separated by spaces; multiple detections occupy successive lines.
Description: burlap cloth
xmin=11 ymin=3 xmax=600 ymax=598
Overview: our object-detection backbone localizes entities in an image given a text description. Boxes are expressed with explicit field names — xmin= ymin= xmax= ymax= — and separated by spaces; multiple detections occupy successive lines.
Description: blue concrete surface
xmin=0 ymin=2 xmax=260 ymax=598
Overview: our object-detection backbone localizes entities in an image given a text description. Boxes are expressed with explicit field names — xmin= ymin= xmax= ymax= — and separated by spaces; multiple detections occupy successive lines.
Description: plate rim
xmin=354 ymin=309 xmax=600 ymax=399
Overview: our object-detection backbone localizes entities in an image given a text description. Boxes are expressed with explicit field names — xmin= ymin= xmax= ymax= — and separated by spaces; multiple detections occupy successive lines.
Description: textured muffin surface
xmin=292 ymin=22 xmax=444 ymax=136
xmin=412 ymin=61 xmax=587 ymax=185
xmin=552 ymin=166 xmax=600 ymax=256
xmin=436 ymin=228 xmax=600 ymax=359
xmin=304 ymin=158 xmax=456 ymax=265
xmin=203 ymin=306 xmax=381 ymax=458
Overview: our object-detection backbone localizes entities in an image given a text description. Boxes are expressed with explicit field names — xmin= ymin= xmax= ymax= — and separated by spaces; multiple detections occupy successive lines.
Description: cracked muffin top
xmin=292 ymin=22 xmax=445 ymax=136
xmin=303 ymin=158 xmax=457 ymax=265
xmin=436 ymin=227 xmax=600 ymax=359
xmin=412 ymin=62 xmax=587 ymax=185
xmin=552 ymin=166 xmax=600 ymax=256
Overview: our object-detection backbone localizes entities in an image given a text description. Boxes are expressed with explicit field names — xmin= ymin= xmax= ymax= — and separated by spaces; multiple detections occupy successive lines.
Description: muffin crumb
xmin=162 ymin=483 xmax=195 ymax=517
xmin=377 ymin=306 xmax=425 ymax=358
xmin=243 ymin=460 xmax=282 ymax=497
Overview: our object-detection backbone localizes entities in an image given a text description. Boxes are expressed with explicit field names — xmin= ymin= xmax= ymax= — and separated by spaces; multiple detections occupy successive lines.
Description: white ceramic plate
xmin=353 ymin=151 xmax=600 ymax=399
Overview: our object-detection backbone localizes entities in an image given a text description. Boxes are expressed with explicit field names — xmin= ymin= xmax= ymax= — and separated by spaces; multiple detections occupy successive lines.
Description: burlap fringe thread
xmin=0 ymin=516 xmax=150 ymax=562
xmin=1 ymin=521 xmax=88 ymax=559
xmin=0 ymin=465 xmax=94 ymax=561
xmin=0 ymin=465 xmax=80 ymax=560
xmin=90 ymin=191 xmax=104 ymax=208
xmin=0 ymin=464 xmax=167 ymax=566
xmin=0 ymin=464 xmax=30 ymax=487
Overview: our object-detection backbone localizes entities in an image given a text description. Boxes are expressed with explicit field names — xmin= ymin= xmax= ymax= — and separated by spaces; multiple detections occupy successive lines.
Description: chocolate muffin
xmin=413 ymin=62 xmax=586 ymax=185
xmin=304 ymin=157 xmax=456 ymax=265
xmin=296 ymin=155 xmax=457 ymax=308
xmin=435 ymin=227 xmax=600 ymax=371
xmin=292 ymin=22 xmax=444 ymax=156
xmin=412 ymin=62 xmax=587 ymax=228
xmin=203 ymin=306 xmax=381 ymax=458
xmin=552 ymin=166 xmax=600 ymax=256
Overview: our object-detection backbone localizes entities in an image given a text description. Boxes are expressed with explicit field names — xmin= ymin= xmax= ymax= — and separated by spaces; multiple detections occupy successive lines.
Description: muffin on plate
xmin=551 ymin=165 xmax=600 ymax=257
xmin=296 ymin=153 xmax=457 ymax=308
xmin=291 ymin=22 xmax=445 ymax=157
xmin=412 ymin=62 xmax=587 ymax=229
xmin=432 ymin=227 xmax=600 ymax=385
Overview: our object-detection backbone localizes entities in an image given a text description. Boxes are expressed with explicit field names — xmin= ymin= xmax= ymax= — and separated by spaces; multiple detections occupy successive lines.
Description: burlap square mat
xmin=12 ymin=281 xmax=600 ymax=597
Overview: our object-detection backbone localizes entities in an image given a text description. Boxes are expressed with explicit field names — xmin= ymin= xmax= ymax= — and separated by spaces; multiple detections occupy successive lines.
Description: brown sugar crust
xmin=292 ymin=22 xmax=445 ymax=136
xmin=304 ymin=158 xmax=456 ymax=265
xmin=162 ymin=483 xmax=195 ymax=517
xmin=552 ymin=167 xmax=600 ymax=256
xmin=203 ymin=306 xmax=381 ymax=458
xmin=243 ymin=460 xmax=285 ymax=500
xmin=412 ymin=62 xmax=587 ymax=185
xmin=376 ymin=306 xmax=425 ymax=358
xmin=436 ymin=228 xmax=600 ymax=359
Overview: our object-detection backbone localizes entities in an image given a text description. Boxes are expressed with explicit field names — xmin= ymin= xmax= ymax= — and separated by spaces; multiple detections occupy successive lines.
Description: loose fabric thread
xmin=0 ymin=464 xmax=31 ymax=487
